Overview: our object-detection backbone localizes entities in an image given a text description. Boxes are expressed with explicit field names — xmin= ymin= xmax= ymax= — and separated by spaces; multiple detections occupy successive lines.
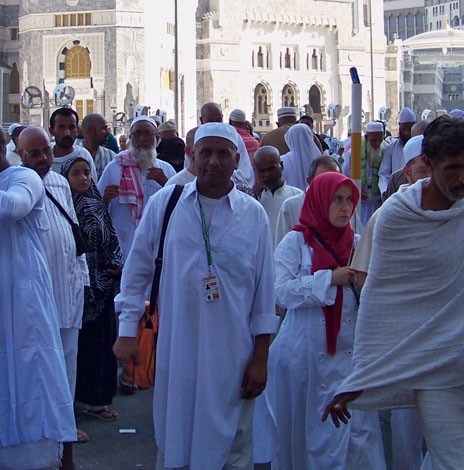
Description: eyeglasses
xmin=131 ymin=130 xmax=156 ymax=138
xmin=24 ymin=148 xmax=53 ymax=159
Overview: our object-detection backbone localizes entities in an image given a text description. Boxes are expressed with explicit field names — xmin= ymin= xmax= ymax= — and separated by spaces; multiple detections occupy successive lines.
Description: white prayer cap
xmin=399 ymin=107 xmax=416 ymax=123
xmin=152 ymin=115 xmax=162 ymax=125
xmin=8 ymin=123 xmax=21 ymax=135
xmin=194 ymin=122 xmax=238 ymax=148
xmin=130 ymin=115 xmax=157 ymax=130
xmin=403 ymin=135 xmax=424 ymax=165
xmin=229 ymin=109 xmax=246 ymax=122
xmin=450 ymin=108 xmax=464 ymax=118
xmin=158 ymin=119 xmax=177 ymax=133
xmin=366 ymin=121 xmax=384 ymax=133
xmin=277 ymin=107 xmax=298 ymax=118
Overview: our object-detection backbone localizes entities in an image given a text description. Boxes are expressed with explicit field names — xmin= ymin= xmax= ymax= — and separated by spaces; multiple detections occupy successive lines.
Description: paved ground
xmin=73 ymin=387 xmax=393 ymax=470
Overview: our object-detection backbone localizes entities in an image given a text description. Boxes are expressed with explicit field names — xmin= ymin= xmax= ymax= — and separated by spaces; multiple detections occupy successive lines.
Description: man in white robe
xmin=113 ymin=123 xmax=279 ymax=470
xmin=253 ymin=145 xmax=302 ymax=245
xmin=324 ymin=115 xmax=464 ymax=470
xmin=6 ymin=125 xmax=26 ymax=166
xmin=49 ymin=107 xmax=97 ymax=181
xmin=200 ymin=102 xmax=255 ymax=186
xmin=0 ymin=127 xmax=76 ymax=470
xmin=19 ymin=127 xmax=89 ymax=470
xmin=98 ymin=116 xmax=176 ymax=261
xmin=378 ymin=107 xmax=416 ymax=196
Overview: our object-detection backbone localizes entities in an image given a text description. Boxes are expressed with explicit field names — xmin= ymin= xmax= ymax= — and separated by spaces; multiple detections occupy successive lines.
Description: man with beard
xmin=253 ymin=146 xmax=301 ymax=241
xmin=343 ymin=121 xmax=386 ymax=226
xmin=97 ymin=116 xmax=176 ymax=261
xmin=19 ymin=126 xmax=89 ymax=470
xmin=324 ymin=115 xmax=464 ymax=470
xmin=378 ymin=107 xmax=416 ymax=196
xmin=49 ymin=107 xmax=97 ymax=181
xmin=82 ymin=113 xmax=115 ymax=180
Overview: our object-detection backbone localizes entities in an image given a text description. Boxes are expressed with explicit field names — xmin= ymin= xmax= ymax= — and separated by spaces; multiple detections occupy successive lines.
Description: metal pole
xmin=0 ymin=70 xmax=3 ymax=126
xmin=369 ymin=0 xmax=375 ymax=120
xmin=174 ymin=0 xmax=179 ymax=127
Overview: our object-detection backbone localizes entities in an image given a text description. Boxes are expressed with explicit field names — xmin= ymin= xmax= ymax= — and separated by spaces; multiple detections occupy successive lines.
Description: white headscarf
xmin=280 ymin=123 xmax=322 ymax=190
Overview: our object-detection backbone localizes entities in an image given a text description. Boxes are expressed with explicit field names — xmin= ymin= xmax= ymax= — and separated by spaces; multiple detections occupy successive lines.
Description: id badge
xmin=202 ymin=276 xmax=220 ymax=302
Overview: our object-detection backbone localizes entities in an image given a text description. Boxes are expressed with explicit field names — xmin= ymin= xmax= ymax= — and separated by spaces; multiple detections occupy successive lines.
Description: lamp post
xmin=174 ymin=0 xmax=179 ymax=128
xmin=369 ymin=0 xmax=375 ymax=120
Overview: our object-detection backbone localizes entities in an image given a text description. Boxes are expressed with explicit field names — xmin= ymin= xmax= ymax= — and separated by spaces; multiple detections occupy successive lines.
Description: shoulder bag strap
xmin=45 ymin=188 xmax=75 ymax=227
xmin=148 ymin=185 xmax=184 ymax=316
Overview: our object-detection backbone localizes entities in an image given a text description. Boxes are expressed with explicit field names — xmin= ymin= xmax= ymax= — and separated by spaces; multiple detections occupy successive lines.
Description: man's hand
xmin=113 ymin=337 xmax=140 ymax=376
xmin=322 ymin=391 xmax=363 ymax=427
xmin=103 ymin=184 xmax=119 ymax=204
xmin=331 ymin=266 xmax=355 ymax=286
xmin=361 ymin=188 xmax=369 ymax=200
xmin=147 ymin=167 xmax=168 ymax=186
xmin=241 ymin=334 xmax=270 ymax=399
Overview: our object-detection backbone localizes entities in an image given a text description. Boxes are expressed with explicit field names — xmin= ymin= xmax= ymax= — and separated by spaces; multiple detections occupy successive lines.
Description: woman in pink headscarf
xmin=261 ymin=172 xmax=385 ymax=470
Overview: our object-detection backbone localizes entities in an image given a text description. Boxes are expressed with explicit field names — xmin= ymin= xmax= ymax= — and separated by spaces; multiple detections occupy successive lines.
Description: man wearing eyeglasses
xmin=18 ymin=126 xmax=89 ymax=470
xmin=97 ymin=116 xmax=176 ymax=261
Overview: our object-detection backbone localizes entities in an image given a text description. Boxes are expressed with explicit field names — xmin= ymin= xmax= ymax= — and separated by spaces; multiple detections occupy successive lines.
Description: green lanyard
xmin=198 ymin=200 xmax=213 ymax=276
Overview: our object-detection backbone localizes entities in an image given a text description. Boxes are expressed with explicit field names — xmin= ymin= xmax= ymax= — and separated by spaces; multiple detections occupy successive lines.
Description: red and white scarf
xmin=115 ymin=150 xmax=144 ymax=225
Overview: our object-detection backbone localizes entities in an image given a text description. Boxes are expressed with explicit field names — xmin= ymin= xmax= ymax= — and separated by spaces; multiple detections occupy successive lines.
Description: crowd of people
xmin=1 ymin=101 xmax=463 ymax=470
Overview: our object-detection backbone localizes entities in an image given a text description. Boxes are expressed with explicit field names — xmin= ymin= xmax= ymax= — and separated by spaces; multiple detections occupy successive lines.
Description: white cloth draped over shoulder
xmin=0 ymin=167 xmax=76 ymax=450
xmin=116 ymin=181 xmax=279 ymax=470
xmin=280 ymin=124 xmax=322 ymax=191
xmin=232 ymin=132 xmax=255 ymax=187
xmin=337 ymin=179 xmax=464 ymax=409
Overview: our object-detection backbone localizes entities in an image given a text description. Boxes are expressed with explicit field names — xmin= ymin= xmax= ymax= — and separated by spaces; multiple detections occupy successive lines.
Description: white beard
xmin=366 ymin=142 xmax=383 ymax=163
xmin=130 ymin=143 xmax=156 ymax=171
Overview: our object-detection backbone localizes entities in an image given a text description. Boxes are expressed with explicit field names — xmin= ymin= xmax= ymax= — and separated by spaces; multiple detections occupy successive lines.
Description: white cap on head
xmin=130 ymin=115 xmax=157 ymax=130
xmin=366 ymin=121 xmax=384 ymax=133
xmin=229 ymin=109 xmax=246 ymax=123
xmin=194 ymin=122 xmax=238 ymax=148
xmin=152 ymin=115 xmax=161 ymax=125
xmin=450 ymin=108 xmax=464 ymax=119
xmin=158 ymin=119 xmax=177 ymax=132
xmin=8 ymin=123 xmax=21 ymax=135
xmin=277 ymin=107 xmax=298 ymax=119
xmin=403 ymin=135 xmax=424 ymax=165
xmin=399 ymin=107 xmax=416 ymax=123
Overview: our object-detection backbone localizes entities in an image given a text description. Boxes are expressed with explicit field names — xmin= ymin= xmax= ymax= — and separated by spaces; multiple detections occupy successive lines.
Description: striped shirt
xmin=42 ymin=170 xmax=89 ymax=329
xmin=94 ymin=146 xmax=116 ymax=181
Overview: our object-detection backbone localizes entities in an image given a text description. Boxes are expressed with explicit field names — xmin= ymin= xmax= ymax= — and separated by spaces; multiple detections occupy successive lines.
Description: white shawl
xmin=281 ymin=124 xmax=321 ymax=191
xmin=337 ymin=179 xmax=464 ymax=410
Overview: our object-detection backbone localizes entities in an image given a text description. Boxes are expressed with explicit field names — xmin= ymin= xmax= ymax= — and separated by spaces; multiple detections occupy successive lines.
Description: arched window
xmin=282 ymin=84 xmax=297 ymax=107
xmin=65 ymin=45 xmax=91 ymax=79
xmin=312 ymin=49 xmax=318 ymax=70
xmin=309 ymin=85 xmax=322 ymax=114
xmin=454 ymin=15 xmax=460 ymax=26
xmin=252 ymin=50 xmax=255 ymax=68
xmin=285 ymin=48 xmax=291 ymax=69
xmin=266 ymin=50 xmax=270 ymax=69
xmin=254 ymin=83 xmax=272 ymax=130
xmin=416 ymin=12 xmax=424 ymax=34
xmin=406 ymin=13 xmax=414 ymax=38
xmin=257 ymin=47 xmax=264 ymax=67
xmin=9 ymin=62 xmax=19 ymax=93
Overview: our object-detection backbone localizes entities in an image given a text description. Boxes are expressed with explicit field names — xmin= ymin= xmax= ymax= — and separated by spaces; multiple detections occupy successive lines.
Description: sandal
xmin=119 ymin=377 xmax=138 ymax=395
xmin=84 ymin=406 xmax=119 ymax=422
xmin=76 ymin=428 xmax=89 ymax=444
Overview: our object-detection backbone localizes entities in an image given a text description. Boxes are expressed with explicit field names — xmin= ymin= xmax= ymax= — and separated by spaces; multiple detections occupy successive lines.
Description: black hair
xmin=50 ymin=107 xmax=79 ymax=128
xmin=299 ymin=115 xmax=314 ymax=124
xmin=422 ymin=116 xmax=464 ymax=164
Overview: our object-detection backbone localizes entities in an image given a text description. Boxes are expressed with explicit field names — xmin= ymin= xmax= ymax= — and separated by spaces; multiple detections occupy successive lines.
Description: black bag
xmin=45 ymin=189 xmax=91 ymax=256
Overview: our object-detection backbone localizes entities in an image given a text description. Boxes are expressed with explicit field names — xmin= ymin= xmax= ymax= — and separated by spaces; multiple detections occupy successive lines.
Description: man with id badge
xmin=113 ymin=122 xmax=279 ymax=470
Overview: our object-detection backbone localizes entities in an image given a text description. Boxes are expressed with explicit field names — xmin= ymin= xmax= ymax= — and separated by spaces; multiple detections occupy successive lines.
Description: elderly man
xmin=6 ymin=124 xmax=26 ymax=166
xmin=200 ymin=102 xmax=255 ymax=186
xmin=98 ymin=116 xmax=176 ymax=260
xmin=82 ymin=113 xmax=115 ymax=180
xmin=0 ymin=127 xmax=76 ymax=470
xmin=119 ymin=134 xmax=129 ymax=151
xmin=260 ymin=107 xmax=298 ymax=155
xmin=343 ymin=121 xmax=386 ymax=226
xmin=113 ymin=122 xmax=279 ymax=470
xmin=378 ymin=107 xmax=416 ymax=195
xmin=253 ymin=146 xmax=301 ymax=241
xmin=157 ymin=119 xmax=178 ymax=139
xmin=229 ymin=109 xmax=259 ymax=162
xmin=49 ymin=107 xmax=97 ymax=181
xmin=19 ymin=126 xmax=89 ymax=470
xmin=324 ymin=116 xmax=464 ymax=470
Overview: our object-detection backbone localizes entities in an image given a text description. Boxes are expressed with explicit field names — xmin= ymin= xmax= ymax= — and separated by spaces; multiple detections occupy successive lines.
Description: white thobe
xmin=0 ymin=167 xmax=76 ymax=467
xmin=259 ymin=182 xmax=302 ymax=244
xmin=233 ymin=134 xmax=255 ymax=187
xmin=42 ymin=170 xmax=88 ymax=328
xmin=116 ymin=180 xmax=279 ymax=470
xmin=378 ymin=139 xmax=405 ymax=195
xmin=274 ymin=191 xmax=305 ymax=247
xmin=165 ymin=167 xmax=195 ymax=186
xmin=6 ymin=150 xmax=21 ymax=166
xmin=255 ymin=231 xmax=385 ymax=469
xmin=52 ymin=145 xmax=98 ymax=182
xmin=97 ymin=158 xmax=176 ymax=261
